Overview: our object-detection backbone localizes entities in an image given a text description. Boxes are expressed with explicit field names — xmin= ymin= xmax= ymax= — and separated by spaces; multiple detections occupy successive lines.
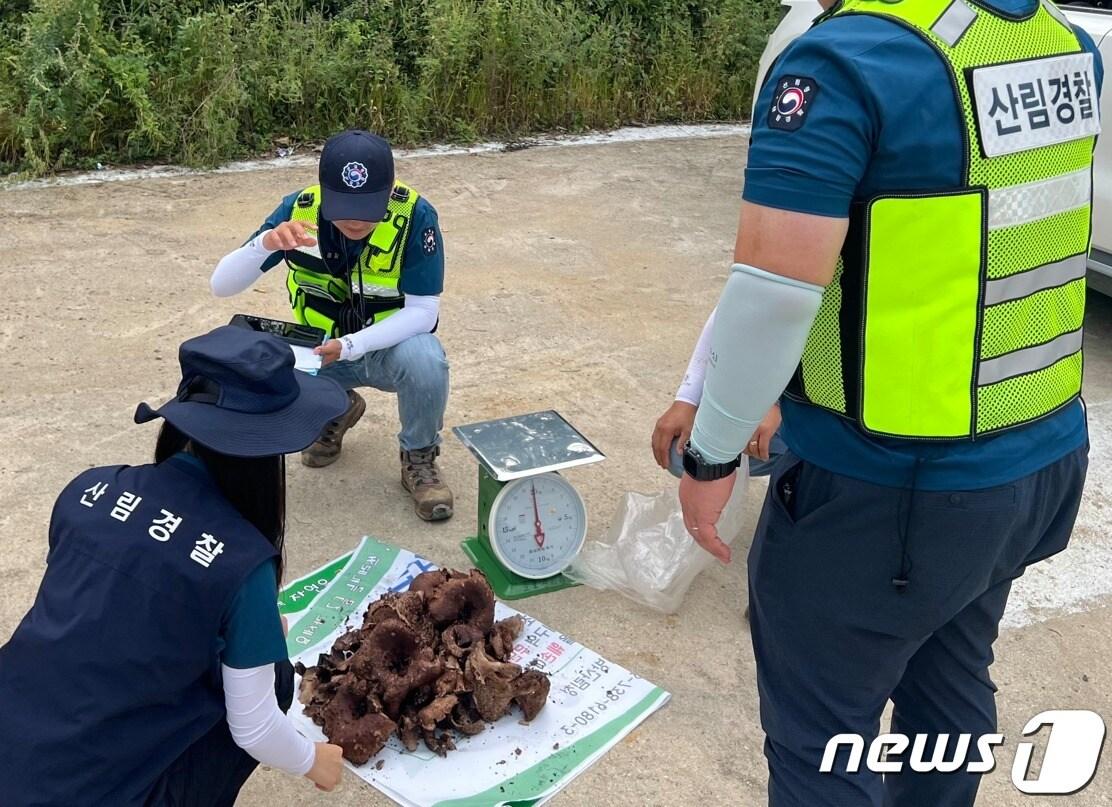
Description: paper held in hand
xmin=290 ymin=345 xmax=322 ymax=374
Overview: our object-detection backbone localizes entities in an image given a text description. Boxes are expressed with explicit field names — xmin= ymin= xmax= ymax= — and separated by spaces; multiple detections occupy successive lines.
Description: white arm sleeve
xmin=675 ymin=308 xmax=716 ymax=406
xmin=211 ymin=234 xmax=275 ymax=297
xmin=690 ymin=264 xmax=823 ymax=464
xmin=223 ymin=663 xmax=316 ymax=777
xmin=338 ymin=294 xmax=441 ymax=360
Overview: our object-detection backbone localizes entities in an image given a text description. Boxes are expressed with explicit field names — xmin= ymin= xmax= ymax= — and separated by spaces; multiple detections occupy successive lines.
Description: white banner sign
xmin=283 ymin=537 xmax=670 ymax=807
xmin=971 ymin=52 xmax=1100 ymax=157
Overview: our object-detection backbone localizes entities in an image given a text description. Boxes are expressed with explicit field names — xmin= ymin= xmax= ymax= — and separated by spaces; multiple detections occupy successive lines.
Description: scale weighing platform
xmin=453 ymin=410 xmax=605 ymax=600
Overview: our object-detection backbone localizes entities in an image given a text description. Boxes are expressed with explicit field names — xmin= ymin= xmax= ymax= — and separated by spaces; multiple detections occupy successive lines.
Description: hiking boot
xmin=401 ymin=446 xmax=454 ymax=522
xmin=301 ymin=390 xmax=366 ymax=468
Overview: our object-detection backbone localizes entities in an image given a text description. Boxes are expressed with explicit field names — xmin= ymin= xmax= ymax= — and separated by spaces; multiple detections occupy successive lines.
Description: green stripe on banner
xmin=278 ymin=553 xmax=353 ymax=615
xmin=285 ymin=538 xmax=400 ymax=658
xmin=432 ymin=687 xmax=667 ymax=807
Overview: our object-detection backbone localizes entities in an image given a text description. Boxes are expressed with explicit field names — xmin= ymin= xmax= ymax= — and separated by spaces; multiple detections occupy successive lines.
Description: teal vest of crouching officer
xmin=0 ymin=327 xmax=350 ymax=804
xmin=210 ymin=129 xmax=454 ymax=523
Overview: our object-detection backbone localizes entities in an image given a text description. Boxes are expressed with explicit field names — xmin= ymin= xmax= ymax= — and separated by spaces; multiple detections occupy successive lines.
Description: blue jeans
xmin=317 ymin=332 xmax=449 ymax=452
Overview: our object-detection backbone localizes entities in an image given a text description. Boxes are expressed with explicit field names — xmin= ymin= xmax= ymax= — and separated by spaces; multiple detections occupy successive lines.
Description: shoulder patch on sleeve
xmin=768 ymin=76 xmax=819 ymax=132
xmin=421 ymin=227 xmax=438 ymax=256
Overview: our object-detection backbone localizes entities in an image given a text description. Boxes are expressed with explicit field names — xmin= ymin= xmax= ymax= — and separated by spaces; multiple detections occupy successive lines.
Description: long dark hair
xmin=154 ymin=423 xmax=286 ymax=582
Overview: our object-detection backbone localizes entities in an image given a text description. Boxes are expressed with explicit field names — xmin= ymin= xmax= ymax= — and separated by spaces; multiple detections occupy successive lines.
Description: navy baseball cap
xmin=319 ymin=130 xmax=395 ymax=223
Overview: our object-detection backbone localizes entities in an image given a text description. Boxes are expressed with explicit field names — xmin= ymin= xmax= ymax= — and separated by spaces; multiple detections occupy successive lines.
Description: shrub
xmin=0 ymin=0 xmax=781 ymax=175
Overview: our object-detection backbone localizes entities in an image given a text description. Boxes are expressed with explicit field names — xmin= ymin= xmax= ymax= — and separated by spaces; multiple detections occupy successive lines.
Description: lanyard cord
xmin=354 ymin=231 xmax=368 ymax=328
xmin=320 ymin=222 xmax=368 ymax=333
xmin=892 ymin=456 xmax=924 ymax=592
xmin=278 ymin=217 xmax=369 ymax=335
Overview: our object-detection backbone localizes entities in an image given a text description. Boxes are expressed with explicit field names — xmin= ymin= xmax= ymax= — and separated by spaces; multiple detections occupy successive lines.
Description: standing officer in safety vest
xmin=678 ymin=0 xmax=1101 ymax=804
xmin=212 ymin=130 xmax=453 ymax=522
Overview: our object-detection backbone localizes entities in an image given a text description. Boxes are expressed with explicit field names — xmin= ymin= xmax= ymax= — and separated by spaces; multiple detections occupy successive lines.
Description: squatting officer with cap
xmin=677 ymin=0 xmax=1102 ymax=804
xmin=212 ymin=130 xmax=453 ymax=522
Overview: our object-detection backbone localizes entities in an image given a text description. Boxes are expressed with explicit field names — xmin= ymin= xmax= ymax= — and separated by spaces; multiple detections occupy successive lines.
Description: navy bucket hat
xmin=134 ymin=326 xmax=349 ymax=457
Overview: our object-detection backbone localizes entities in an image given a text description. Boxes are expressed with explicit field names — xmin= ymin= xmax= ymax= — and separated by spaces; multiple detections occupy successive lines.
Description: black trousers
xmin=749 ymin=445 xmax=1088 ymax=807
xmin=145 ymin=661 xmax=295 ymax=807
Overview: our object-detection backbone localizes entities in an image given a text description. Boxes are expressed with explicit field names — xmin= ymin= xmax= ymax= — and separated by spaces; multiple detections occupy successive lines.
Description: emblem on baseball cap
xmin=320 ymin=131 xmax=395 ymax=222
xmin=341 ymin=161 xmax=369 ymax=189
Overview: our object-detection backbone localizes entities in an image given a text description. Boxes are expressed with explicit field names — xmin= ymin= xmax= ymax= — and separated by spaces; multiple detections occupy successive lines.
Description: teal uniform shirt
xmin=744 ymin=0 xmax=1101 ymax=489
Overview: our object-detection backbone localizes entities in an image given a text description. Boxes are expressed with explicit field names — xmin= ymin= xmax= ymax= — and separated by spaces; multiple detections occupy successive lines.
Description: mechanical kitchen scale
xmin=453 ymin=410 xmax=605 ymax=600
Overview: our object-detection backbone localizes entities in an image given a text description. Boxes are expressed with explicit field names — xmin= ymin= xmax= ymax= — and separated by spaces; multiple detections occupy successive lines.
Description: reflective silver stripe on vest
xmin=988 ymin=168 xmax=1091 ymax=231
xmin=1040 ymin=0 xmax=1072 ymax=30
xmin=983 ymin=253 xmax=1088 ymax=305
xmin=932 ymin=0 xmax=977 ymax=47
xmin=978 ymin=329 xmax=1083 ymax=385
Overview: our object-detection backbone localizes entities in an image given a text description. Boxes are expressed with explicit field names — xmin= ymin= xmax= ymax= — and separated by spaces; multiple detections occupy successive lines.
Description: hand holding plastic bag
xmin=564 ymin=467 xmax=748 ymax=613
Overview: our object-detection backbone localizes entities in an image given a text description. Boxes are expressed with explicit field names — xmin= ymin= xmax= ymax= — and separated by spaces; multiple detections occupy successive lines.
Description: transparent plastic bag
xmin=565 ymin=467 xmax=748 ymax=613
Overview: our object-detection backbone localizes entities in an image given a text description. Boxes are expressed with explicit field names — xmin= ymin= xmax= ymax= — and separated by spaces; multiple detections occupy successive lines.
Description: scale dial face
xmin=488 ymin=472 xmax=588 ymax=579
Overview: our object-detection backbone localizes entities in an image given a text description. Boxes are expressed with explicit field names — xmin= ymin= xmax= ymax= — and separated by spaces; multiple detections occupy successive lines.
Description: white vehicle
xmin=755 ymin=0 xmax=1112 ymax=294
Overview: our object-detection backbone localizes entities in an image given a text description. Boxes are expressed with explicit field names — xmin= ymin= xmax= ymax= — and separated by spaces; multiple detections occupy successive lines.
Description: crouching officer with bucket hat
xmin=0 ymin=326 xmax=349 ymax=804
xmin=211 ymin=129 xmax=453 ymax=522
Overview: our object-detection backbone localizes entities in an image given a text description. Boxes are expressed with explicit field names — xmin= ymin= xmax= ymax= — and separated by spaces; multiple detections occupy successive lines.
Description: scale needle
xmin=531 ymin=481 xmax=546 ymax=549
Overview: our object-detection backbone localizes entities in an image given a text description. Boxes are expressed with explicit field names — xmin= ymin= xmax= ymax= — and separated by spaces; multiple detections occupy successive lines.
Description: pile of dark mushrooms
xmin=295 ymin=569 xmax=551 ymax=765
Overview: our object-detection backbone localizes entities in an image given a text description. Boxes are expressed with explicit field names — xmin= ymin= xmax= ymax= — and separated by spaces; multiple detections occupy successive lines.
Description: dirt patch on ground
xmin=5 ymin=136 xmax=1112 ymax=804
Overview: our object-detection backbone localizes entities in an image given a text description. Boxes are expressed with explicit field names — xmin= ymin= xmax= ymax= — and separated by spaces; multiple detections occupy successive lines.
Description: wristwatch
xmin=682 ymin=442 xmax=741 ymax=481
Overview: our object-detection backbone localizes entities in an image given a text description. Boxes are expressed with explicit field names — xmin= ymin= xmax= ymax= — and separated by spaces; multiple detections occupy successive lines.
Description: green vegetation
xmin=0 ymin=0 xmax=781 ymax=176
